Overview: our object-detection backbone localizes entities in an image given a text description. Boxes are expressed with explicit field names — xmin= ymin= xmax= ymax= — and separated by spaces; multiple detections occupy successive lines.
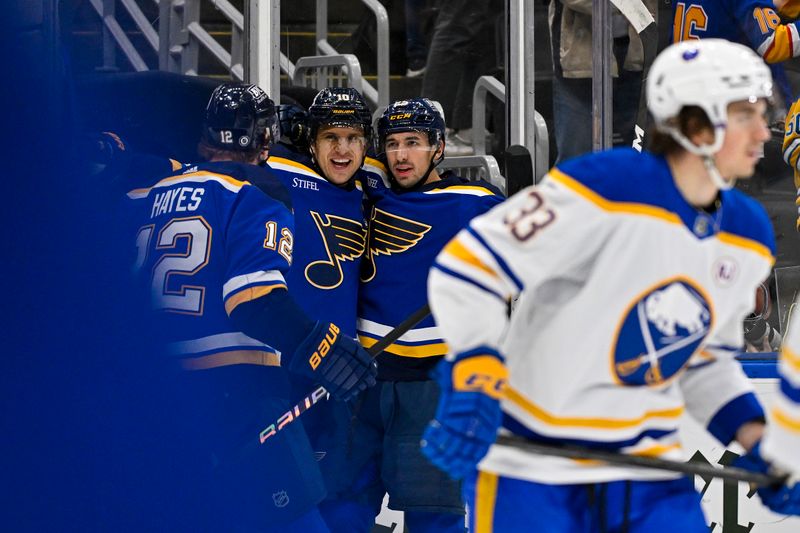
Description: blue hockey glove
xmin=421 ymin=346 xmax=507 ymax=480
xmin=289 ymin=322 xmax=377 ymax=402
xmin=734 ymin=441 xmax=800 ymax=516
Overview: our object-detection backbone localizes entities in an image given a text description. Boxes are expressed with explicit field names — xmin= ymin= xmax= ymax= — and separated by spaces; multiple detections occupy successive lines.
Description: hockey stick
xmin=258 ymin=304 xmax=431 ymax=444
xmin=610 ymin=0 xmax=658 ymax=152
xmin=494 ymin=433 xmax=786 ymax=487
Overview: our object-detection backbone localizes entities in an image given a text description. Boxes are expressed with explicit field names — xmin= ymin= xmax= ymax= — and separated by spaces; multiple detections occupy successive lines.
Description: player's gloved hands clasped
xmin=290 ymin=321 xmax=377 ymax=402
xmin=734 ymin=441 xmax=800 ymax=516
xmin=421 ymin=346 xmax=507 ymax=480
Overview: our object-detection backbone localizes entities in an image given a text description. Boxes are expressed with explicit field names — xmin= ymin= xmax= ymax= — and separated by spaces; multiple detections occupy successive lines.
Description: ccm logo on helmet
xmin=309 ymin=323 xmax=340 ymax=370
xmin=389 ymin=113 xmax=412 ymax=120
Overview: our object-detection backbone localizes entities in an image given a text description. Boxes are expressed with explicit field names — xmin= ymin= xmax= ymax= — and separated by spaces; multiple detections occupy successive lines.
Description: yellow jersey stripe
xmin=364 ymin=156 xmax=388 ymax=173
xmin=506 ymin=385 xmax=684 ymax=429
xmin=169 ymin=158 xmax=183 ymax=171
xmin=763 ymin=25 xmax=794 ymax=63
xmin=475 ymin=471 xmax=498 ymax=533
xmin=181 ymin=350 xmax=280 ymax=370
xmin=424 ymin=185 xmax=498 ymax=196
xmin=443 ymin=238 xmax=499 ymax=279
xmin=631 ymin=442 xmax=681 ymax=457
xmin=359 ymin=335 xmax=449 ymax=358
xmin=128 ymin=171 xmax=251 ymax=198
xmin=772 ymin=405 xmax=800 ymax=433
xmin=224 ymin=284 xmax=286 ymax=315
xmin=782 ymin=345 xmax=800 ymax=373
xmin=549 ymin=168 xmax=682 ymax=224
xmin=716 ymin=232 xmax=774 ymax=263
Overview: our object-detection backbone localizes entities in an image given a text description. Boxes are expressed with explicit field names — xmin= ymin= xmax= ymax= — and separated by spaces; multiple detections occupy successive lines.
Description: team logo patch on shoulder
xmin=361 ymin=207 xmax=431 ymax=282
xmin=612 ymin=279 xmax=713 ymax=386
xmin=305 ymin=212 xmax=366 ymax=289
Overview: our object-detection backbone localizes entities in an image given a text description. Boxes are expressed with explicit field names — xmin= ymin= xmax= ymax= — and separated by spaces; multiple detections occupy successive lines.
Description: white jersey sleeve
xmin=679 ymin=311 xmax=762 ymax=445
xmin=762 ymin=301 xmax=800 ymax=473
xmin=428 ymin=177 xmax=608 ymax=360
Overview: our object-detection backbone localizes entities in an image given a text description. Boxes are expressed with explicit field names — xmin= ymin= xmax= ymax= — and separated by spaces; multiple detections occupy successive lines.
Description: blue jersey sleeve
xmin=222 ymin=184 xmax=295 ymax=315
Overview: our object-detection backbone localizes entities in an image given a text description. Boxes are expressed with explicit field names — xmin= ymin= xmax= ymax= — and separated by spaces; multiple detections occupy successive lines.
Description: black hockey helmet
xmin=377 ymin=98 xmax=446 ymax=151
xmin=307 ymin=87 xmax=373 ymax=144
xmin=276 ymin=103 xmax=309 ymax=148
xmin=202 ymin=83 xmax=279 ymax=151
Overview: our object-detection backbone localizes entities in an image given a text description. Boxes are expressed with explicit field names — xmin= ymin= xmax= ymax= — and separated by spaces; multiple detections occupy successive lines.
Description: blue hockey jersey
xmin=127 ymin=161 xmax=294 ymax=372
xmin=358 ymin=172 xmax=505 ymax=381
xmin=267 ymin=147 xmax=367 ymax=337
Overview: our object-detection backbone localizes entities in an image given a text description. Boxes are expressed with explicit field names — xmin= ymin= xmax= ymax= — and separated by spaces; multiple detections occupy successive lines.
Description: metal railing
xmin=89 ymin=0 xmax=158 ymax=71
xmin=90 ymin=0 xmax=247 ymax=79
xmin=292 ymin=54 xmax=364 ymax=91
xmin=315 ymin=0 xmax=389 ymax=109
xmin=438 ymin=155 xmax=505 ymax=194
xmin=86 ymin=0 xmax=387 ymax=107
xmin=472 ymin=75 xmax=549 ymax=184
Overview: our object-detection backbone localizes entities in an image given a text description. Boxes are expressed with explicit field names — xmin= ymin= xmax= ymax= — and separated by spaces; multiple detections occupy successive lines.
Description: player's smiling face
xmin=312 ymin=125 xmax=367 ymax=185
xmin=385 ymin=131 xmax=442 ymax=188
xmin=714 ymin=99 xmax=771 ymax=181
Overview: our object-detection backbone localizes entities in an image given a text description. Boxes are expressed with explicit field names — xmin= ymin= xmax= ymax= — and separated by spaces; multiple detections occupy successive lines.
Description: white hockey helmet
xmin=647 ymin=39 xmax=772 ymax=157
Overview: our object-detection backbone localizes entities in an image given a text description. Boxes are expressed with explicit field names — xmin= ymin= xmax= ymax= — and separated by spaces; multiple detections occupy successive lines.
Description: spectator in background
xmin=421 ymin=0 xmax=502 ymax=156
xmin=549 ymin=0 xmax=657 ymax=163
xmin=405 ymin=0 xmax=429 ymax=77
xmin=783 ymin=96 xmax=800 ymax=233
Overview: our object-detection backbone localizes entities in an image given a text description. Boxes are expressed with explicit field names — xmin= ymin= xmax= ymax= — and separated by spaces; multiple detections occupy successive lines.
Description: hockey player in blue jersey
xmin=321 ymin=98 xmax=503 ymax=532
xmin=127 ymin=83 xmax=376 ymax=532
xmin=265 ymin=87 xmax=379 ymax=530
xmin=421 ymin=39 xmax=800 ymax=531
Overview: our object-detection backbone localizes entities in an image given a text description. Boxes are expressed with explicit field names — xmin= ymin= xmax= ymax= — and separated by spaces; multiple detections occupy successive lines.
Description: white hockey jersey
xmin=428 ymin=148 xmax=776 ymax=484
xmin=762 ymin=299 xmax=800 ymax=473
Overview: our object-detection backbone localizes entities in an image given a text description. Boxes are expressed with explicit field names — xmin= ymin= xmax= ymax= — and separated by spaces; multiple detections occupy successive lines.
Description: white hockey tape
xmin=610 ymin=0 xmax=655 ymax=34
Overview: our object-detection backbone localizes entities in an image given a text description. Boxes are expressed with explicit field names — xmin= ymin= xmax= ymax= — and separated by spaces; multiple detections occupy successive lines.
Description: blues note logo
xmin=613 ymin=279 xmax=712 ymax=386
xmin=361 ymin=207 xmax=431 ymax=283
xmin=305 ymin=211 xmax=367 ymax=289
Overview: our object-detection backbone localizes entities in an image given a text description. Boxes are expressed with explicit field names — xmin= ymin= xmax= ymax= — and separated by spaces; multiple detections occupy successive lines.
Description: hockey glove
xmin=289 ymin=321 xmax=377 ymax=402
xmin=421 ymin=346 xmax=507 ymax=480
xmin=734 ymin=441 xmax=800 ymax=515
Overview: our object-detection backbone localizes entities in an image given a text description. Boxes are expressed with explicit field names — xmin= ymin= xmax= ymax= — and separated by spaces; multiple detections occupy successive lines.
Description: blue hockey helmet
xmin=202 ymin=83 xmax=279 ymax=151
xmin=377 ymin=98 xmax=446 ymax=150
xmin=307 ymin=87 xmax=373 ymax=143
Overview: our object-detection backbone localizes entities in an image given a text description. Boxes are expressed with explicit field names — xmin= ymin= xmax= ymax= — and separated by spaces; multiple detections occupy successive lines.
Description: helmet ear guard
xmin=203 ymin=83 xmax=278 ymax=152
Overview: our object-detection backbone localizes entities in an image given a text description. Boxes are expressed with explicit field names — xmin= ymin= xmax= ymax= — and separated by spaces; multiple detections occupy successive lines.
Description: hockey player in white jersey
xmin=421 ymin=39 xmax=800 ymax=531
xmin=761 ymin=299 xmax=800 ymax=474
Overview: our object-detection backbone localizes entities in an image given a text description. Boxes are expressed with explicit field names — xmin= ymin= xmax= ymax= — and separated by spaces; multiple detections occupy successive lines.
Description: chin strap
xmin=664 ymin=124 xmax=735 ymax=190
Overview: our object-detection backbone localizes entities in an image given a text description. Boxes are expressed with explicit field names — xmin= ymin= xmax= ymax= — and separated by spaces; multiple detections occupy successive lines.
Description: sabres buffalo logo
xmin=361 ymin=207 xmax=431 ymax=283
xmin=612 ymin=279 xmax=713 ymax=386
xmin=305 ymin=211 xmax=367 ymax=289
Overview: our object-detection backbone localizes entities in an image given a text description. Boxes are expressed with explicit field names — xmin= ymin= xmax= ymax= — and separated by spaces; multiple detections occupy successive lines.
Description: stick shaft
xmin=258 ymin=304 xmax=431 ymax=444
xmin=494 ymin=434 xmax=784 ymax=487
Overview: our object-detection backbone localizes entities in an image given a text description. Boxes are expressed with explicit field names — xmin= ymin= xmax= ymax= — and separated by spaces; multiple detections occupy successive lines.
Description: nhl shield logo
xmin=612 ymin=278 xmax=713 ymax=386
xmin=272 ymin=490 xmax=290 ymax=508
